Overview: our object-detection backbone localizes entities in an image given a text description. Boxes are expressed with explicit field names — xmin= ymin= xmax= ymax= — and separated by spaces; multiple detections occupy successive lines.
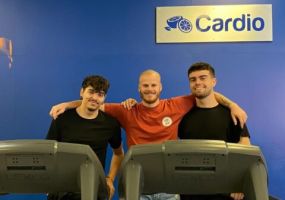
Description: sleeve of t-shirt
xmin=46 ymin=120 xmax=61 ymax=140
xmin=108 ymin=120 xmax=122 ymax=149
xmin=178 ymin=117 xmax=186 ymax=139
xmin=231 ymin=123 xmax=250 ymax=143
xmin=104 ymin=103 xmax=127 ymax=126
xmin=168 ymin=95 xmax=195 ymax=114
xmin=240 ymin=124 xmax=250 ymax=137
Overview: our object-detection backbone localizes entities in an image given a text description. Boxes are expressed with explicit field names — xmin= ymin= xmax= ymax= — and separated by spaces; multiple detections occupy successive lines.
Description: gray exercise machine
xmin=118 ymin=140 xmax=268 ymax=200
xmin=0 ymin=140 xmax=108 ymax=200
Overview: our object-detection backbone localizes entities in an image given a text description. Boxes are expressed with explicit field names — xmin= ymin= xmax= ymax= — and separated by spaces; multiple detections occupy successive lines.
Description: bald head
xmin=139 ymin=70 xmax=161 ymax=85
xmin=138 ymin=69 xmax=162 ymax=107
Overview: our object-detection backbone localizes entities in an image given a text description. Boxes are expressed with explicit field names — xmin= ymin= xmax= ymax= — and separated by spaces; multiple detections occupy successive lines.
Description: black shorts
xmin=180 ymin=194 xmax=234 ymax=200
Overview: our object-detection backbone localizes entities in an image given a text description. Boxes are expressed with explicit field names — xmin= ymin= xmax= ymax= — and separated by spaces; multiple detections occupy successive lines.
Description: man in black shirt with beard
xmin=178 ymin=62 xmax=251 ymax=200
xmin=46 ymin=75 xmax=124 ymax=200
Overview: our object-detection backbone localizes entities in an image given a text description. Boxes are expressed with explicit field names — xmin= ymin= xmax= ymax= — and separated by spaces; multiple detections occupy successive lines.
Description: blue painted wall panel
xmin=0 ymin=0 xmax=284 ymax=199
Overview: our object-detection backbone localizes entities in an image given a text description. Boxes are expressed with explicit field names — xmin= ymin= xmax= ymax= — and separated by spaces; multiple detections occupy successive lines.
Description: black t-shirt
xmin=178 ymin=104 xmax=250 ymax=200
xmin=178 ymin=104 xmax=249 ymax=142
xmin=46 ymin=109 xmax=122 ymax=168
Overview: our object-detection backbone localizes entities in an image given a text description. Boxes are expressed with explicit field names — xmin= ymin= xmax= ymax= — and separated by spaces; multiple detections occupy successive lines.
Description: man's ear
xmin=159 ymin=83 xmax=163 ymax=92
xmin=213 ymin=78 xmax=217 ymax=87
xmin=102 ymin=94 xmax=107 ymax=102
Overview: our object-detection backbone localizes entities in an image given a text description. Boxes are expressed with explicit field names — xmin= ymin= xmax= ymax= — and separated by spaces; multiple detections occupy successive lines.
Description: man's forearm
xmin=214 ymin=92 xmax=235 ymax=108
xmin=66 ymin=100 xmax=82 ymax=109
xmin=67 ymin=100 xmax=105 ymax=111
xmin=107 ymin=146 xmax=124 ymax=181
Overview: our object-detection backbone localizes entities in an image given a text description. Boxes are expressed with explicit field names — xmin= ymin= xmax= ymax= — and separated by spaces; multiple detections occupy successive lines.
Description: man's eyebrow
xmin=88 ymin=88 xmax=104 ymax=93
xmin=189 ymin=74 xmax=208 ymax=79
xmin=98 ymin=91 xmax=106 ymax=95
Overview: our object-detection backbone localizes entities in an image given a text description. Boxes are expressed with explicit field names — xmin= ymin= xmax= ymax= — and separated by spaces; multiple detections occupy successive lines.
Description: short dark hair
xmin=188 ymin=62 xmax=215 ymax=77
xmin=82 ymin=75 xmax=110 ymax=94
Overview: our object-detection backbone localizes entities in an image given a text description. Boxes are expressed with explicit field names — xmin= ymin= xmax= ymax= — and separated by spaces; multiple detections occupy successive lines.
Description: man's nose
xmin=192 ymin=80 xmax=199 ymax=86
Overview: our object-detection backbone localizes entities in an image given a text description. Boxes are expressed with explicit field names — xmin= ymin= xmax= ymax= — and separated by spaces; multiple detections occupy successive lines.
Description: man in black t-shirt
xmin=46 ymin=75 xmax=124 ymax=200
xmin=178 ymin=62 xmax=251 ymax=200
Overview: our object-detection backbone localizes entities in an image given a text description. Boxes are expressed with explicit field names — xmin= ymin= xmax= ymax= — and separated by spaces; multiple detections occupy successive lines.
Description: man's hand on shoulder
xmin=229 ymin=103 xmax=248 ymax=129
xmin=120 ymin=98 xmax=137 ymax=110
xmin=49 ymin=102 xmax=69 ymax=119
xmin=49 ymin=100 xmax=82 ymax=119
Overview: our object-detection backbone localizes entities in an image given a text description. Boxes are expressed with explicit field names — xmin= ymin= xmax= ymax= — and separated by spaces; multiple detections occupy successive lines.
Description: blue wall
xmin=0 ymin=0 xmax=284 ymax=199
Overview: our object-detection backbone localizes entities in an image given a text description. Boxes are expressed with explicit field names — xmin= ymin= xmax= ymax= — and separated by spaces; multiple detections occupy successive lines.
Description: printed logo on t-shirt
xmin=162 ymin=117 xmax=172 ymax=127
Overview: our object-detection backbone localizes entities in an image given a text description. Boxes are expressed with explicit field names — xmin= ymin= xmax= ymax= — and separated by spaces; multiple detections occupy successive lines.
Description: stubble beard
xmin=140 ymin=91 xmax=160 ymax=105
xmin=193 ymin=88 xmax=212 ymax=99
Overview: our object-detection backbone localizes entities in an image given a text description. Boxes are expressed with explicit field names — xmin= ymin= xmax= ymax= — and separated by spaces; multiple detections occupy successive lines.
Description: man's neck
xmin=142 ymin=99 xmax=160 ymax=108
xmin=76 ymin=106 xmax=99 ymax=119
xmin=196 ymin=93 xmax=218 ymax=108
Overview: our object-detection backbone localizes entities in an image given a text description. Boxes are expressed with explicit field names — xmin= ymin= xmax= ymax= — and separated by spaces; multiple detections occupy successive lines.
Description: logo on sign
xmin=165 ymin=16 xmax=192 ymax=33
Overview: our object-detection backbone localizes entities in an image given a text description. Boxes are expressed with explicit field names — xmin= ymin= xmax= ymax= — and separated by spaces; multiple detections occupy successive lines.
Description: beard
xmin=86 ymin=99 xmax=101 ymax=112
xmin=139 ymin=91 xmax=160 ymax=104
xmin=192 ymin=88 xmax=212 ymax=99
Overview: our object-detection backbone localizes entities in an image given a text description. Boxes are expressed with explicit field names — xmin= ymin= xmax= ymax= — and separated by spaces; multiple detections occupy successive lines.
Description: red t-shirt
xmin=105 ymin=95 xmax=194 ymax=148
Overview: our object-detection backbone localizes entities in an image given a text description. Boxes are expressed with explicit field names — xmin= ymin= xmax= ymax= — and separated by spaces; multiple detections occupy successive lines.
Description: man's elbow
xmin=113 ymin=144 xmax=124 ymax=156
